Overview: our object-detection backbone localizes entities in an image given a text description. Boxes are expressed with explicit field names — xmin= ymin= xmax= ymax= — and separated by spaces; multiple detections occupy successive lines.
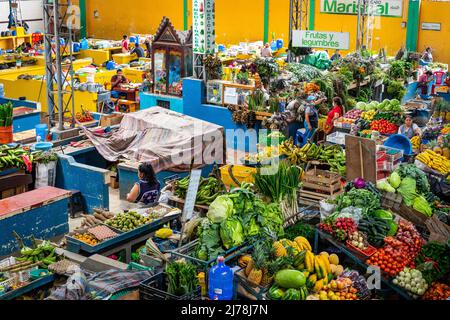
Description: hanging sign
xmin=293 ymin=30 xmax=350 ymax=50
xmin=193 ymin=0 xmax=216 ymax=54
xmin=320 ymin=0 xmax=403 ymax=17
xmin=182 ymin=169 xmax=202 ymax=222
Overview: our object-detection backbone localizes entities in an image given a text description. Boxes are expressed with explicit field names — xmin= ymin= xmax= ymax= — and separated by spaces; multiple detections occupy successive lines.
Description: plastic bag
xmin=337 ymin=206 xmax=363 ymax=224
xmin=320 ymin=199 xmax=336 ymax=221
xmin=35 ymin=161 xmax=57 ymax=189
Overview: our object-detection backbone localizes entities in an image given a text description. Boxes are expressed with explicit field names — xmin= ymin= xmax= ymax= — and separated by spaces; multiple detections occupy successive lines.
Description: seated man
xmin=110 ymin=69 xmax=129 ymax=98
xmin=130 ymin=43 xmax=145 ymax=62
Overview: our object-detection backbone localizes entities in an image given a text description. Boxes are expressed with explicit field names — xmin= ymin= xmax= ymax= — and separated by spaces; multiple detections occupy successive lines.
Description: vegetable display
xmin=392 ymin=267 xmax=428 ymax=298
xmin=422 ymin=282 xmax=450 ymax=300
xmin=0 ymin=102 xmax=13 ymax=127
xmin=0 ymin=145 xmax=33 ymax=172
xmin=334 ymin=187 xmax=381 ymax=215
xmin=174 ymin=176 xmax=225 ymax=206
xmin=415 ymin=242 xmax=450 ymax=284
xmin=370 ymin=119 xmax=398 ymax=134
xmin=165 ymin=261 xmax=198 ymax=297
xmin=105 ymin=211 xmax=154 ymax=232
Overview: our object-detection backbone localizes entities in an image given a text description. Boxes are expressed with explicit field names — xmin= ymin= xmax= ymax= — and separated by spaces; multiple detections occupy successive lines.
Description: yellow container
xmin=14 ymin=27 xmax=25 ymax=37
xmin=220 ymin=164 xmax=256 ymax=188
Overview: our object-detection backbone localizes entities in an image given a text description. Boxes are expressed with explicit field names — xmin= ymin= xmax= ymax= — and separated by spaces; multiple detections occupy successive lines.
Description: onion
xmin=353 ymin=178 xmax=366 ymax=189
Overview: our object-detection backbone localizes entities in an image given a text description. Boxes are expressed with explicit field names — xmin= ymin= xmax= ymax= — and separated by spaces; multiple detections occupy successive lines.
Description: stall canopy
xmin=82 ymin=107 xmax=225 ymax=173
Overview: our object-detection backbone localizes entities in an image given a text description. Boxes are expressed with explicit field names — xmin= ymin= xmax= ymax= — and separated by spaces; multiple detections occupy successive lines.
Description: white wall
xmin=0 ymin=0 xmax=44 ymax=33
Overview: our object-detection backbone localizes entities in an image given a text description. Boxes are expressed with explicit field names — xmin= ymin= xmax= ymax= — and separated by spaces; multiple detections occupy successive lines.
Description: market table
xmin=0 ymin=274 xmax=55 ymax=300
xmin=112 ymin=86 xmax=139 ymax=101
xmin=313 ymin=228 xmax=412 ymax=300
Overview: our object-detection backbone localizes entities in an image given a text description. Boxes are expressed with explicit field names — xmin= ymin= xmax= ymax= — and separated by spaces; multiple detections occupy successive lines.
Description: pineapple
xmin=238 ymin=254 xmax=252 ymax=268
xmin=247 ymin=243 xmax=267 ymax=287
xmin=244 ymin=258 xmax=254 ymax=277
xmin=428 ymin=140 xmax=443 ymax=155
xmin=272 ymin=241 xmax=287 ymax=258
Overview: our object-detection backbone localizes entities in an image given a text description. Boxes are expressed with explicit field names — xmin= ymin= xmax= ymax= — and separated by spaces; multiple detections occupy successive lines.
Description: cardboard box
xmin=100 ymin=114 xmax=124 ymax=127
xmin=110 ymin=175 xmax=119 ymax=189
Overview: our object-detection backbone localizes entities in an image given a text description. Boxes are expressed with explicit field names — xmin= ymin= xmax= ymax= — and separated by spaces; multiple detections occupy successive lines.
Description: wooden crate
xmin=381 ymin=192 xmax=403 ymax=211
xmin=299 ymin=167 xmax=343 ymax=206
xmin=396 ymin=204 xmax=429 ymax=227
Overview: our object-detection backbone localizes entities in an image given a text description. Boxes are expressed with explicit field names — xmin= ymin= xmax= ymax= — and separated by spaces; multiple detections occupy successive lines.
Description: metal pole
xmin=356 ymin=0 xmax=361 ymax=51
xmin=43 ymin=1 xmax=54 ymax=125
xmin=53 ymin=0 xmax=64 ymax=131
xmin=68 ymin=0 xmax=75 ymax=128
xmin=288 ymin=0 xmax=293 ymax=62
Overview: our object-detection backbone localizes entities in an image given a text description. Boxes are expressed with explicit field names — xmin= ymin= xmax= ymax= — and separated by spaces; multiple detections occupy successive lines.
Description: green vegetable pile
xmin=196 ymin=183 xmax=285 ymax=261
xmin=355 ymin=99 xmax=402 ymax=112
xmin=165 ymin=261 xmax=199 ymax=297
xmin=284 ymin=223 xmax=315 ymax=242
xmin=335 ymin=187 xmax=381 ymax=215
xmin=174 ymin=176 xmax=225 ymax=206
xmin=377 ymin=164 xmax=434 ymax=217
xmin=415 ymin=242 xmax=450 ymax=284
xmin=0 ymin=102 xmax=13 ymax=127
xmin=285 ymin=63 xmax=323 ymax=83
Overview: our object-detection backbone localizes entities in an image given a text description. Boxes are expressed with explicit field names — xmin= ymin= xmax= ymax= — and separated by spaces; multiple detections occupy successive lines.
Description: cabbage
xmin=397 ymin=177 xmax=418 ymax=206
xmin=373 ymin=209 xmax=393 ymax=220
xmin=413 ymin=196 xmax=433 ymax=217
xmin=387 ymin=220 xmax=398 ymax=236
xmin=377 ymin=180 xmax=396 ymax=193
xmin=220 ymin=217 xmax=245 ymax=249
xmin=356 ymin=102 xmax=367 ymax=110
xmin=388 ymin=172 xmax=402 ymax=189
xmin=207 ymin=195 xmax=233 ymax=223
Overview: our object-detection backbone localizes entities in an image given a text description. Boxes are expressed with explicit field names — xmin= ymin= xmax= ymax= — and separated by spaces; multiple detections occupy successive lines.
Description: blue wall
xmin=140 ymin=93 xmax=183 ymax=113
xmin=56 ymin=154 xmax=110 ymax=213
xmin=0 ymin=198 xmax=69 ymax=256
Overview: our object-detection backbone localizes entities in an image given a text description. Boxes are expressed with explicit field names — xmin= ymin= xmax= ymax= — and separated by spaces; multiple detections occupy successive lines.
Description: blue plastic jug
xmin=270 ymin=40 xmax=277 ymax=51
xmin=276 ymin=39 xmax=284 ymax=49
xmin=73 ymin=42 xmax=80 ymax=53
xmin=35 ymin=124 xmax=48 ymax=142
xmin=81 ymin=38 xmax=89 ymax=50
xmin=208 ymin=256 xmax=234 ymax=300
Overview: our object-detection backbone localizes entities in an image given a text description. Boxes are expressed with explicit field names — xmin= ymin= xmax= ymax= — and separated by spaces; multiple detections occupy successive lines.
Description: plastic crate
xmin=326 ymin=131 xmax=348 ymax=145
xmin=139 ymin=272 xmax=201 ymax=300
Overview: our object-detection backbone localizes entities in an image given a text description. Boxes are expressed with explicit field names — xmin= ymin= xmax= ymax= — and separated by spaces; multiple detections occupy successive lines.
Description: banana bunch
xmin=410 ymin=136 xmax=421 ymax=150
xmin=417 ymin=150 xmax=450 ymax=175
xmin=294 ymin=236 xmax=312 ymax=251
xmin=305 ymin=250 xmax=315 ymax=273
xmin=280 ymin=139 xmax=307 ymax=165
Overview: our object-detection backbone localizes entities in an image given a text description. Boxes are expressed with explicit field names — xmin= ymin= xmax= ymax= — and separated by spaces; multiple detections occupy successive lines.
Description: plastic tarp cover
xmin=82 ymin=107 xmax=225 ymax=173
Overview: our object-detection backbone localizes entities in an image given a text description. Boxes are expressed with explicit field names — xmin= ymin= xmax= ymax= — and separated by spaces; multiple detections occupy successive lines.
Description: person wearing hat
xmin=304 ymin=95 xmax=326 ymax=142
xmin=398 ymin=115 xmax=422 ymax=139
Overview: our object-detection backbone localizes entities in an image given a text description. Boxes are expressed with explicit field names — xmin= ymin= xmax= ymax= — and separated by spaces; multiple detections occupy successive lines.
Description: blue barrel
xmin=129 ymin=36 xmax=137 ymax=44
xmin=208 ymin=256 xmax=233 ymax=300
xmin=276 ymin=39 xmax=284 ymax=49
xmin=35 ymin=124 xmax=48 ymax=142
xmin=106 ymin=60 xmax=116 ymax=70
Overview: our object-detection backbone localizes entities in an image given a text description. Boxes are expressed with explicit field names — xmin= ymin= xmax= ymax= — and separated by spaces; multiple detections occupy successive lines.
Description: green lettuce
xmin=413 ymin=196 xmax=433 ymax=217
xmin=397 ymin=177 xmax=418 ymax=206
xmin=207 ymin=195 xmax=233 ymax=223
xmin=220 ymin=217 xmax=245 ymax=249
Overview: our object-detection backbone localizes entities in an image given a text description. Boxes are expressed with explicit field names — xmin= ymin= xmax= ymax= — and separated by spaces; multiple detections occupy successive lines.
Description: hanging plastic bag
xmin=35 ymin=161 xmax=57 ymax=188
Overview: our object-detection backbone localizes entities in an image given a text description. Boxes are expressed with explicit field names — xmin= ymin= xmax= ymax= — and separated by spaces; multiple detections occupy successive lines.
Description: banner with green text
xmin=320 ymin=0 xmax=403 ymax=17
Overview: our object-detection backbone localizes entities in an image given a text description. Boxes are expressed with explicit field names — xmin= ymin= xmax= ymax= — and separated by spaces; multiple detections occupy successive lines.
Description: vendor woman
xmin=304 ymin=95 xmax=326 ymax=142
xmin=324 ymin=97 xmax=345 ymax=134
xmin=398 ymin=115 xmax=422 ymax=139
xmin=126 ymin=162 xmax=161 ymax=205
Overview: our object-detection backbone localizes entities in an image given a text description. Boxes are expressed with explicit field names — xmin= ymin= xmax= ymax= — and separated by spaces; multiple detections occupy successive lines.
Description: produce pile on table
xmin=416 ymin=149 xmax=450 ymax=175
xmin=280 ymin=139 xmax=346 ymax=175
xmin=15 ymin=240 xmax=60 ymax=269
xmin=174 ymin=176 xmax=225 ymax=206
xmin=377 ymin=164 xmax=435 ymax=217
xmin=165 ymin=261 xmax=199 ymax=297
xmin=0 ymin=145 xmax=33 ymax=172
xmin=105 ymin=211 xmax=155 ymax=232
xmin=195 ymin=183 xmax=285 ymax=261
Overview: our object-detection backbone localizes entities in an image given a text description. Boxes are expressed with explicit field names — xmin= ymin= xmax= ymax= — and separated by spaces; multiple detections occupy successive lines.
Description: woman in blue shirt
xmin=126 ymin=162 xmax=160 ymax=205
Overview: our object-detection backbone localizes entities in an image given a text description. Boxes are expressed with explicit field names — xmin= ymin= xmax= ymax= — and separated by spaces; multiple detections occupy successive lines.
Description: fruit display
xmin=280 ymin=139 xmax=346 ymax=175
xmin=74 ymin=233 xmax=100 ymax=246
xmin=174 ymin=176 xmax=225 ymax=206
xmin=75 ymin=108 xmax=94 ymax=122
xmin=410 ymin=135 xmax=421 ymax=150
xmin=422 ymin=282 xmax=450 ymax=300
xmin=370 ymin=119 xmax=398 ymax=134
xmin=0 ymin=145 xmax=33 ymax=172
xmin=392 ymin=267 xmax=428 ymax=298
xmin=416 ymin=149 xmax=450 ymax=175
xmin=344 ymin=109 xmax=363 ymax=120
xmin=361 ymin=110 xmax=376 ymax=121
xmin=105 ymin=211 xmax=153 ymax=232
